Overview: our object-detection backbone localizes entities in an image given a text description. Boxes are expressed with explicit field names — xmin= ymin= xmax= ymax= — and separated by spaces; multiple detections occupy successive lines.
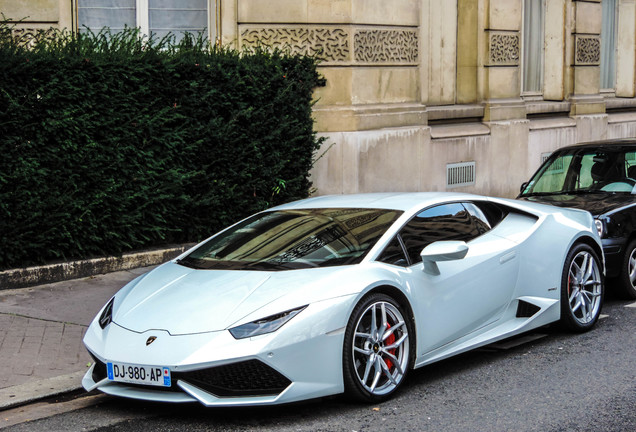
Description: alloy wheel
xmin=567 ymin=250 xmax=602 ymax=325
xmin=352 ymin=301 xmax=409 ymax=396
xmin=628 ymin=247 xmax=636 ymax=289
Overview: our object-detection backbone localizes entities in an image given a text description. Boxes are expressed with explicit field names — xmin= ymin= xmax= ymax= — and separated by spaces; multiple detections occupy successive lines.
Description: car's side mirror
xmin=520 ymin=182 xmax=528 ymax=193
xmin=420 ymin=241 xmax=469 ymax=275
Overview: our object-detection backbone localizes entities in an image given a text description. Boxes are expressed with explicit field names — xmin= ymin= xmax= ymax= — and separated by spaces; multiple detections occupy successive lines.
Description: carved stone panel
xmin=487 ymin=31 xmax=520 ymax=66
xmin=11 ymin=28 xmax=54 ymax=49
xmin=575 ymin=35 xmax=600 ymax=65
xmin=240 ymin=27 xmax=350 ymax=63
xmin=240 ymin=26 xmax=419 ymax=65
xmin=353 ymin=29 xmax=418 ymax=64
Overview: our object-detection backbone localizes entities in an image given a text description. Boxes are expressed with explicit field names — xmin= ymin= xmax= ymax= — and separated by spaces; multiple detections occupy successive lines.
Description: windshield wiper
xmin=520 ymin=191 xmax=566 ymax=197
xmin=560 ymin=189 xmax=611 ymax=195
xmin=523 ymin=189 xmax=608 ymax=196
xmin=175 ymin=258 xmax=205 ymax=269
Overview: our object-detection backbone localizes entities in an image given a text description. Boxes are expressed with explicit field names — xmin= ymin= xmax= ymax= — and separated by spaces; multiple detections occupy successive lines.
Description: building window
xmin=78 ymin=0 xmax=136 ymax=34
xmin=522 ymin=0 xmax=545 ymax=94
xmin=600 ymin=0 xmax=618 ymax=90
xmin=148 ymin=0 xmax=208 ymax=41
xmin=78 ymin=0 xmax=211 ymax=42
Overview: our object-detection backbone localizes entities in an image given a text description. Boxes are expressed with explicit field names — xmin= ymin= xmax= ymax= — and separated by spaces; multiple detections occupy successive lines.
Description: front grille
xmin=175 ymin=359 xmax=292 ymax=397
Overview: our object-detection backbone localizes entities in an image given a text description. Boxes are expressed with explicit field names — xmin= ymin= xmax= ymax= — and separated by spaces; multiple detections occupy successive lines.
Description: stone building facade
xmin=3 ymin=0 xmax=636 ymax=198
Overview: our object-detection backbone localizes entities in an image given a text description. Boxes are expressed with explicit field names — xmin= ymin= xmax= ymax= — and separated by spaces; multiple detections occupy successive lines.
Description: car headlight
xmin=99 ymin=297 xmax=115 ymax=329
xmin=594 ymin=219 xmax=605 ymax=238
xmin=229 ymin=306 xmax=307 ymax=339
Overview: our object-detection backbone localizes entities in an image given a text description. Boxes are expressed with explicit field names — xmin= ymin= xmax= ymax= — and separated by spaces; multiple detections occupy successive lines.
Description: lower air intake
xmin=91 ymin=356 xmax=291 ymax=397
xmin=175 ymin=359 xmax=292 ymax=397
xmin=91 ymin=355 xmax=107 ymax=383
xmin=516 ymin=300 xmax=541 ymax=318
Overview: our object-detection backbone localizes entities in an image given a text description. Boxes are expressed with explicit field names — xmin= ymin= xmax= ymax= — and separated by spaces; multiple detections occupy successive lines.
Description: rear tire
xmin=616 ymin=239 xmax=636 ymax=299
xmin=343 ymin=293 xmax=412 ymax=403
xmin=560 ymin=243 xmax=603 ymax=332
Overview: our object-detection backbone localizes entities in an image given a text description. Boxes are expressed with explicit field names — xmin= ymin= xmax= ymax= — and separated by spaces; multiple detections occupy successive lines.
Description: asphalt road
xmin=3 ymin=293 xmax=636 ymax=432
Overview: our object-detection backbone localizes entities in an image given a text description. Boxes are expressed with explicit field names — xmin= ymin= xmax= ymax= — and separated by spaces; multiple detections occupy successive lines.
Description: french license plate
xmin=107 ymin=362 xmax=171 ymax=387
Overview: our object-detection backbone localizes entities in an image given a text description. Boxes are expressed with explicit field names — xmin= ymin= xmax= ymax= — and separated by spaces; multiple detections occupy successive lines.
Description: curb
xmin=0 ymin=371 xmax=85 ymax=411
xmin=0 ymin=244 xmax=195 ymax=290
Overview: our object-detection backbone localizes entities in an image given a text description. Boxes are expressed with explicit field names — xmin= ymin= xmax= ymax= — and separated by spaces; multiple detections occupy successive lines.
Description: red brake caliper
xmin=384 ymin=323 xmax=396 ymax=370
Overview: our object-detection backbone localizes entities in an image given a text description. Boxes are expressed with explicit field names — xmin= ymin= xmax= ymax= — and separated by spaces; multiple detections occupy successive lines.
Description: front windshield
xmin=520 ymin=148 xmax=636 ymax=196
xmin=178 ymin=208 xmax=403 ymax=271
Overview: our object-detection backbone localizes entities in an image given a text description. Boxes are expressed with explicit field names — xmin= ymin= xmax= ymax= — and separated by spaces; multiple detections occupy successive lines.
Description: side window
xmin=399 ymin=203 xmax=481 ymax=265
xmin=463 ymin=202 xmax=492 ymax=234
xmin=377 ymin=237 xmax=408 ymax=267
xmin=472 ymin=202 xmax=508 ymax=228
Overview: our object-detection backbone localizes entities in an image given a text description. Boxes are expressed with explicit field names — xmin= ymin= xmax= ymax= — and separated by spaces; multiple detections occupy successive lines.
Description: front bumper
xmin=602 ymin=237 xmax=626 ymax=278
xmin=82 ymin=298 xmax=351 ymax=406
xmin=83 ymin=357 xmax=298 ymax=406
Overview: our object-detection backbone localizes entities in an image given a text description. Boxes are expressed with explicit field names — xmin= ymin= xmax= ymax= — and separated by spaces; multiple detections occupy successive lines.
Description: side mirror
xmin=520 ymin=182 xmax=528 ymax=193
xmin=420 ymin=241 xmax=469 ymax=275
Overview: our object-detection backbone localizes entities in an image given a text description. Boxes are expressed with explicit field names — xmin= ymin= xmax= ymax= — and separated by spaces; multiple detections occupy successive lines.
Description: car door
xmin=378 ymin=201 xmax=519 ymax=355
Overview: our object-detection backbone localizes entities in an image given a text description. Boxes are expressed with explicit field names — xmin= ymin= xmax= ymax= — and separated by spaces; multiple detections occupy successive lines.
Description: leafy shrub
xmin=0 ymin=24 xmax=325 ymax=269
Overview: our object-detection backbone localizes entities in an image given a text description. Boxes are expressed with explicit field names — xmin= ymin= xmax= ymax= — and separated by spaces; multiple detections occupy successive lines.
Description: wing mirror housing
xmin=420 ymin=241 xmax=469 ymax=275
xmin=520 ymin=181 xmax=528 ymax=193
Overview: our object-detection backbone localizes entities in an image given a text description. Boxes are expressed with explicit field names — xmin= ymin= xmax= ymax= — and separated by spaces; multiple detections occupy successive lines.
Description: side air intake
xmin=516 ymin=300 xmax=541 ymax=318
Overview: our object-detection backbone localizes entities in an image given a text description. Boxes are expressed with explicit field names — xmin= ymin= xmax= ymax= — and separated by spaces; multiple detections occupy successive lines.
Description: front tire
xmin=343 ymin=293 xmax=412 ymax=403
xmin=617 ymin=239 xmax=636 ymax=299
xmin=560 ymin=243 xmax=603 ymax=332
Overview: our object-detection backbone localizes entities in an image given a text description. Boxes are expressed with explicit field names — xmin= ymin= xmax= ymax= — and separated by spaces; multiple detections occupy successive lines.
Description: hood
xmin=518 ymin=193 xmax=636 ymax=217
xmin=111 ymin=261 xmax=349 ymax=335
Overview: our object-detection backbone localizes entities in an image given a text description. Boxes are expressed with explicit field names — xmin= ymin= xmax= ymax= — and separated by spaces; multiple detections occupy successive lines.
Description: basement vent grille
xmin=542 ymin=152 xmax=564 ymax=173
xmin=540 ymin=152 xmax=552 ymax=164
xmin=446 ymin=161 xmax=475 ymax=188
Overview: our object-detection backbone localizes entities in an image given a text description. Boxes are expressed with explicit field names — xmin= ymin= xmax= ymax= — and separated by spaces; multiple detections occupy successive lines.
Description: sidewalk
xmin=0 ymin=266 xmax=154 ymax=410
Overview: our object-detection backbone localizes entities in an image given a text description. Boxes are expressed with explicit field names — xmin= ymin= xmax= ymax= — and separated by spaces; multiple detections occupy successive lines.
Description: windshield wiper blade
xmin=175 ymin=258 xmax=209 ymax=269
xmin=523 ymin=189 xmax=608 ymax=196
xmin=560 ymin=189 xmax=609 ymax=194
xmin=520 ymin=191 xmax=564 ymax=197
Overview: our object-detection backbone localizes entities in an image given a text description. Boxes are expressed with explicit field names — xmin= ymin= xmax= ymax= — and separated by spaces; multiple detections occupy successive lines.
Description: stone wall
xmin=4 ymin=0 xmax=636 ymax=199
xmin=0 ymin=0 xmax=74 ymax=39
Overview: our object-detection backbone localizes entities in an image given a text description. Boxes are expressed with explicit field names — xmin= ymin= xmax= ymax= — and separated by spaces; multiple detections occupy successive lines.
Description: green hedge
xmin=0 ymin=25 xmax=325 ymax=269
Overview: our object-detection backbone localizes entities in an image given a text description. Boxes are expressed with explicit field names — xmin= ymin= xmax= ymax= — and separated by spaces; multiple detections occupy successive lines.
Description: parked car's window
xmin=522 ymin=148 xmax=636 ymax=195
xmin=178 ymin=208 xmax=403 ymax=271
xmin=627 ymin=152 xmax=636 ymax=178
xmin=524 ymin=155 xmax=575 ymax=193
xmin=393 ymin=203 xmax=483 ymax=266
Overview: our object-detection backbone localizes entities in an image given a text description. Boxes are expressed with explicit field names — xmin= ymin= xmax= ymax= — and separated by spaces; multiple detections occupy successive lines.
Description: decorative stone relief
xmin=575 ymin=35 xmax=600 ymax=65
xmin=240 ymin=28 xmax=349 ymax=62
xmin=488 ymin=32 xmax=519 ymax=65
xmin=354 ymin=29 xmax=418 ymax=63
xmin=240 ymin=27 xmax=419 ymax=65
xmin=10 ymin=27 xmax=58 ymax=48
xmin=11 ymin=28 xmax=41 ymax=48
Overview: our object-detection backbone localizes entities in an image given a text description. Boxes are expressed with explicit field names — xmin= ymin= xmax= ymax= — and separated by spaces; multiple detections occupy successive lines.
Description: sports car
xmin=82 ymin=192 xmax=604 ymax=406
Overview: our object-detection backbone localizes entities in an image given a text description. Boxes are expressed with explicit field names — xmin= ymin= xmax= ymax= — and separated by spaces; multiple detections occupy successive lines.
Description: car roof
xmin=555 ymin=138 xmax=636 ymax=151
xmin=271 ymin=192 xmax=489 ymax=213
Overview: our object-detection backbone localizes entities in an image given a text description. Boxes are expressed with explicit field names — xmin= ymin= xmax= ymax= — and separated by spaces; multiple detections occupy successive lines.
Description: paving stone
xmin=0 ymin=267 xmax=144 ymax=392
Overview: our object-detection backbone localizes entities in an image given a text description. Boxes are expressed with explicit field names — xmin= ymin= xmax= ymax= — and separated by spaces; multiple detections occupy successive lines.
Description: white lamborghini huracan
xmin=82 ymin=192 xmax=604 ymax=406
